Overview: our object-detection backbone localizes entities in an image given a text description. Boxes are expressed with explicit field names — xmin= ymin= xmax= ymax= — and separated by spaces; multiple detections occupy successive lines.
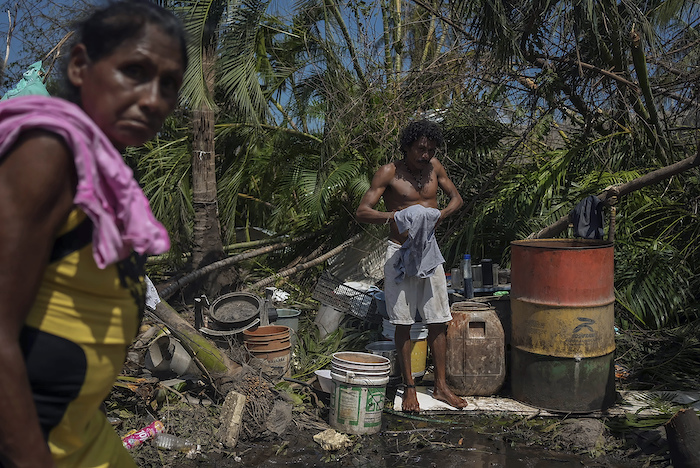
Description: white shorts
xmin=384 ymin=241 xmax=451 ymax=325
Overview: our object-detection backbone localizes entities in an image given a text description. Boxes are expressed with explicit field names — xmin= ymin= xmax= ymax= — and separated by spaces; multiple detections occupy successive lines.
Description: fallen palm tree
xmin=244 ymin=234 xmax=360 ymax=291
xmin=149 ymin=299 xmax=242 ymax=378
xmin=158 ymin=233 xmax=315 ymax=301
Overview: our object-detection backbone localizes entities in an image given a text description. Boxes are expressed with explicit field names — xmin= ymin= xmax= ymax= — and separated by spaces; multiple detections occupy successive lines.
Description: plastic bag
xmin=1 ymin=61 xmax=50 ymax=101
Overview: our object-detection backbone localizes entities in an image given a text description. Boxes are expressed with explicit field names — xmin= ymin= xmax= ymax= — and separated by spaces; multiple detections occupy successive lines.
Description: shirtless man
xmin=356 ymin=119 xmax=466 ymax=412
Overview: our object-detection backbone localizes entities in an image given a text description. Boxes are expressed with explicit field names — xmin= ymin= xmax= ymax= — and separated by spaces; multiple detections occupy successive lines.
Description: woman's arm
xmin=0 ymin=130 xmax=76 ymax=468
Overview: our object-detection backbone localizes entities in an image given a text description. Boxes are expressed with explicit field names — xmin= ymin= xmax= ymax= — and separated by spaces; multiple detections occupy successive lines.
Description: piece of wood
xmin=218 ymin=391 xmax=247 ymax=448
xmin=665 ymin=408 xmax=700 ymax=468
xmin=244 ymin=234 xmax=360 ymax=291
xmin=151 ymin=300 xmax=241 ymax=377
xmin=157 ymin=234 xmax=314 ymax=300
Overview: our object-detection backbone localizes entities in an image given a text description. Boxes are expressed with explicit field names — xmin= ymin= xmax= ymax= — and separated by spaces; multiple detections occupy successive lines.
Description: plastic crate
xmin=312 ymin=271 xmax=378 ymax=320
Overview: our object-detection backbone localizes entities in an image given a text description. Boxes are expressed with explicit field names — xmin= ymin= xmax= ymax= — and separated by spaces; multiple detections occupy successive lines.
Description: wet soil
xmin=112 ymin=381 xmax=672 ymax=468
xmin=114 ymin=316 xmax=675 ymax=467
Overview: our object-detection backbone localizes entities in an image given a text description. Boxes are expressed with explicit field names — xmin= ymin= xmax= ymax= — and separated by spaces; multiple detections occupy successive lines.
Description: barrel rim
xmin=511 ymin=239 xmax=613 ymax=250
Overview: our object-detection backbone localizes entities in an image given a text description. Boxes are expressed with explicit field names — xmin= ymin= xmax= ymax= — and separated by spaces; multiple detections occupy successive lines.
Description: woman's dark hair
xmin=399 ymin=119 xmax=444 ymax=155
xmin=61 ymin=0 xmax=188 ymax=102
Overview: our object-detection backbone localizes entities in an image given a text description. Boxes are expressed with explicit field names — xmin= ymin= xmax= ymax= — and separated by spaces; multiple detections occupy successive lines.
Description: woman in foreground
xmin=0 ymin=1 xmax=186 ymax=466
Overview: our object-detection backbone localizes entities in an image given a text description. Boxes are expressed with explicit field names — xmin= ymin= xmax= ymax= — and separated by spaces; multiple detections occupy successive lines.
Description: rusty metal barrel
xmin=510 ymin=239 xmax=616 ymax=412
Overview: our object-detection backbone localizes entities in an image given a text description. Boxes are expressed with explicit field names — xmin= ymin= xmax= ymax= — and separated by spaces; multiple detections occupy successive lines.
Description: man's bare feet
xmin=401 ymin=386 xmax=420 ymax=413
xmin=433 ymin=385 xmax=468 ymax=409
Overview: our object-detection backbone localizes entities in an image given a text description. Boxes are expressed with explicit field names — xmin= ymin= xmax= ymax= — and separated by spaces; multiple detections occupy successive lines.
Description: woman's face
xmin=68 ymin=24 xmax=185 ymax=150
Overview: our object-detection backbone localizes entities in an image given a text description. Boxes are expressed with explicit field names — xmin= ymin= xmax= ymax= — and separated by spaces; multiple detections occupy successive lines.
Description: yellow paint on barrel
xmin=511 ymin=298 xmax=615 ymax=358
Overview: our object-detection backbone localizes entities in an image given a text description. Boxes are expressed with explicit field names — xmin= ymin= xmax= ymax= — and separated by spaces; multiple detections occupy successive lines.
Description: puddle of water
xmin=228 ymin=421 xmax=638 ymax=468
xmin=381 ymin=428 xmax=613 ymax=467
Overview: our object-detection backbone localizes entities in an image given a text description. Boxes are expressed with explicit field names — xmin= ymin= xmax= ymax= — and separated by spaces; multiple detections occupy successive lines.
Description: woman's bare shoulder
xmin=1 ymin=129 xmax=76 ymax=212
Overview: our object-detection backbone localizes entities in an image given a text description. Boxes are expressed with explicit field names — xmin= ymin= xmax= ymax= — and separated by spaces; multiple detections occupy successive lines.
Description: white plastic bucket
xmin=332 ymin=352 xmax=392 ymax=371
xmin=329 ymin=352 xmax=390 ymax=435
xmin=315 ymin=304 xmax=343 ymax=339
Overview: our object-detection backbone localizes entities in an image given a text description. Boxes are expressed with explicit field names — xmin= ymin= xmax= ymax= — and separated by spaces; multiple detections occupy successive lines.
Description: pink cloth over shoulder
xmin=0 ymin=95 xmax=170 ymax=268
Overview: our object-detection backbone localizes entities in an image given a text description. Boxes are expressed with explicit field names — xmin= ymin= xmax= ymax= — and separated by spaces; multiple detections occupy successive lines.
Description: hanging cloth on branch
xmin=569 ymin=195 xmax=605 ymax=239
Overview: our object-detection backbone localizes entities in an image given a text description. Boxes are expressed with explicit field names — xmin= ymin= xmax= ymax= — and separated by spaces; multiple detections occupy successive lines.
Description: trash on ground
xmin=313 ymin=428 xmax=353 ymax=451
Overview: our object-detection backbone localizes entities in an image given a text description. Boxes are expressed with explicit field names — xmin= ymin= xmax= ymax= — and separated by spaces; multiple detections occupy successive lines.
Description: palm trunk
xmin=631 ymin=30 xmax=669 ymax=163
xmin=191 ymin=42 xmax=224 ymax=269
xmin=393 ymin=0 xmax=403 ymax=75
xmin=381 ymin=0 xmax=394 ymax=85
xmin=327 ymin=0 xmax=369 ymax=90
xmin=532 ymin=151 xmax=700 ymax=239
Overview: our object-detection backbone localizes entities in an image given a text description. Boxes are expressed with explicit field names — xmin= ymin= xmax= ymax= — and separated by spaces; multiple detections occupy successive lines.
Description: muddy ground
xmin=110 ymin=323 xmax=675 ymax=468
xmin=111 ymin=387 xmax=672 ymax=467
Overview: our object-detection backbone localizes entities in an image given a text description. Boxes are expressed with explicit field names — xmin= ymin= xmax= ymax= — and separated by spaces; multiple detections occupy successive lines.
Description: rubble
xmin=312 ymin=429 xmax=353 ymax=451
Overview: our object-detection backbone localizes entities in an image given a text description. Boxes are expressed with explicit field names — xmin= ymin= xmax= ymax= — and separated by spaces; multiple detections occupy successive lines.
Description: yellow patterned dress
xmin=21 ymin=208 xmax=144 ymax=467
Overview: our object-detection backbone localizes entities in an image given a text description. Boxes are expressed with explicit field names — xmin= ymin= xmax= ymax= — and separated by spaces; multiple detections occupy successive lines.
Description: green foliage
xmin=615 ymin=320 xmax=700 ymax=390
xmin=292 ymin=317 xmax=374 ymax=381
xmin=124 ymin=115 xmax=194 ymax=262
xmin=131 ymin=0 xmax=700 ymax=334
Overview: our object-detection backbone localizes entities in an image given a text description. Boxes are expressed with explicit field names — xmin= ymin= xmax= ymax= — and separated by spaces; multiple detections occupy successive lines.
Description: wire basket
xmin=312 ymin=271 xmax=379 ymax=321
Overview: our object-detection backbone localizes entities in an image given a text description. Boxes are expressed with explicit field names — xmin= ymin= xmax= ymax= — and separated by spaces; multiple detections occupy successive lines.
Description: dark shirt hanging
xmin=569 ymin=195 xmax=605 ymax=239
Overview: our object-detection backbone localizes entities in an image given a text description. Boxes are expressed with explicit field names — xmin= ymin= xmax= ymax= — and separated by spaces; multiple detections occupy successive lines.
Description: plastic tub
xmin=274 ymin=309 xmax=301 ymax=333
xmin=314 ymin=369 xmax=333 ymax=393
xmin=329 ymin=352 xmax=390 ymax=435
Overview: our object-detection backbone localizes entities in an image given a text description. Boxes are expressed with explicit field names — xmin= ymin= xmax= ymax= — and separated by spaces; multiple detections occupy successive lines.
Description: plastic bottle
xmin=122 ymin=420 xmax=165 ymax=450
xmin=152 ymin=433 xmax=199 ymax=453
xmin=461 ymin=254 xmax=473 ymax=299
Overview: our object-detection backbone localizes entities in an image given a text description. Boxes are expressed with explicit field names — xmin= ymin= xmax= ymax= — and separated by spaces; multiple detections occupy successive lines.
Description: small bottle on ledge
xmin=461 ymin=254 xmax=473 ymax=299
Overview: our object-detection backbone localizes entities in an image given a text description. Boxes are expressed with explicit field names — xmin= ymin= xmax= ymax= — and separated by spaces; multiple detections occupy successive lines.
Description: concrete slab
xmin=393 ymin=387 xmax=559 ymax=416
xmin=392 ymin=387 xmax=700 ymax=418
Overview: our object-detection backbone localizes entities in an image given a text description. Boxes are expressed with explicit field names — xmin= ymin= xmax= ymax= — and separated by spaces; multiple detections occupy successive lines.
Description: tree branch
xmin=158 ymin=233 xmax=316 ymax=300
xmin=244 ymin=234 xmax=360 ymax=291
xmin=531 ymin=150 xmax=700 ymax=239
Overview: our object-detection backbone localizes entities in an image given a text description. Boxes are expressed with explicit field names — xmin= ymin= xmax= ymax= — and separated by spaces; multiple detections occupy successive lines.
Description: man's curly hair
xmin=399 ymin=119 xmax=444 ymax=155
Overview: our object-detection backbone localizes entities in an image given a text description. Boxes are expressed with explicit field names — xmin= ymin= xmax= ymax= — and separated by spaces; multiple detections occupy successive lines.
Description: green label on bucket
xmin=337 ymin=386 xmax=361 ymax=425
xmin=365 ymin=388 xmax=384 ymax=413
xmin=364 ymin=388 xmax=385 ymax=427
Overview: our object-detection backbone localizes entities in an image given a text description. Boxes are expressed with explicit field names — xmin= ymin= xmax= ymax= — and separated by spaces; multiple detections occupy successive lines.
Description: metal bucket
xmin=510 ymin=239 xmax=616 ymax=412
xmin=365 ymin=341 xmax=400 ymax=379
